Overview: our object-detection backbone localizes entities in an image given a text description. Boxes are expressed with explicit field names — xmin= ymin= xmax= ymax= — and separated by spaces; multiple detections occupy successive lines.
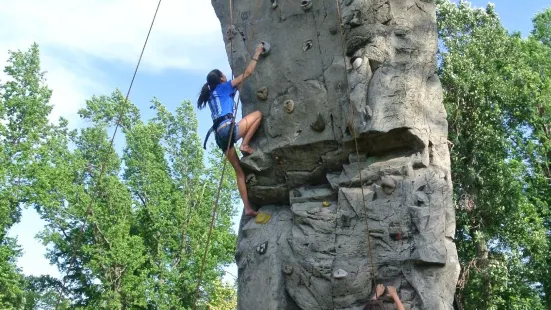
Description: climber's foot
xmin=240 ymin=145 xmax=254 ymax=156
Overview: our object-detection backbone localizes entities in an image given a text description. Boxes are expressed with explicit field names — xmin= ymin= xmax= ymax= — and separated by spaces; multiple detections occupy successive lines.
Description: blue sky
xmin=2 ymin=0 xmax=549 ymax=284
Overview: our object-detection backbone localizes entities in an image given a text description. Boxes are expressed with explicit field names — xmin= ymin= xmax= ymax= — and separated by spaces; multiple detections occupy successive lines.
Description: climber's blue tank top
xmin=208 ymin=80 xmax=236 ymax=121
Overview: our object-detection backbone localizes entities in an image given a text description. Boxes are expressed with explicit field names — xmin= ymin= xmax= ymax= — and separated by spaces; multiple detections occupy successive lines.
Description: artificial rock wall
xmin=211 ymin=0 xmax=460 ymax=309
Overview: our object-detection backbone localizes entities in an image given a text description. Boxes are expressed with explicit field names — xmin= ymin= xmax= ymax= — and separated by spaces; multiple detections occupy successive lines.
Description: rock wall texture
xmin=211 ymin=0 xmax=460 ymax=309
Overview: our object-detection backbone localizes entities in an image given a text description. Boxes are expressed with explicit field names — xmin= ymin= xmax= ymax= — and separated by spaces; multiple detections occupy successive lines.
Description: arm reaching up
xmin=386 ymin=286 xmax=405 ymax=310
xmin=231 ymin=43 xmax=264 ymax=88
xmin=372 ymin=284 xmax=385 ymax=300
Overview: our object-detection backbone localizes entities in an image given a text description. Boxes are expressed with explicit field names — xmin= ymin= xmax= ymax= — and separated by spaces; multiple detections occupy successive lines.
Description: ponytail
xmin=197 ymin=83 xmax=210 ymax=109
xmin=197 ymin=69 xmax=224 ymax=109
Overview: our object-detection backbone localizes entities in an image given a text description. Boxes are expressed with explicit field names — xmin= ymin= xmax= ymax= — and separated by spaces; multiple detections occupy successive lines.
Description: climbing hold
xmin=256 ymin=241 xmax=268 ymax=255
xmin=310 ymin=113 xmax=326 ymax=132
xmin=227 ymin=25 xmax=237 ymax=40
xmin=255 ymin=212 xmax=272 ymax=224
xmin=365 ymin=105 xmax=373 ymax=119
xmin=271 ymin=0 xmax=278 ymax=9
xmin=351 ymin=56 xmax=363 ymax=70
xmin=301 ymin=0 xmax=312 ymax=11
xmin=322 ymin=201 xmax=330 ymax=207
xmin=389 ymin=232 xmax=402 ymax=241
xmin=246 ymin=173 xmax=257 ymax=186
xmin=261 ymin=41 xmax=271 ymax=56
xmin=283 ymin=99 xmax=295 ymax=113
xmin=282 ymin=265 xmax=293 ymax=275
xmin=389 ymin=222 xmax=402 ymax=240
xmin=303 ymin=40 xmax=313 ymax=52
xmin=329 ymin=26 xmax=338 ymax=35
xmin=381 ymin=176 xmax=396 ymax=195
xmin=257 ymin=87 xmax=269 ymax=101
xmin=227 ymin=25 xmax=245 ymax=41
xmin=350 ymin=10 xmax=362 ymax=27
xmin=333 ymin=269 xmax=348 ymax=279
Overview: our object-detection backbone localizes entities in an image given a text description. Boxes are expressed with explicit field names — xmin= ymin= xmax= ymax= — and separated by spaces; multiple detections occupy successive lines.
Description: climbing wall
xmin=211 ymin=0 xmax=460 ymax=309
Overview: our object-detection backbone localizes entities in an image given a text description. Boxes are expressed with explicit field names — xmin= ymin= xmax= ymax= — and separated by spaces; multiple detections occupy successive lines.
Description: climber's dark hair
xmin=197 ymin=69 xmax=224 ymax=109
xmin=363 ymin=300 xmax=385 ymax=310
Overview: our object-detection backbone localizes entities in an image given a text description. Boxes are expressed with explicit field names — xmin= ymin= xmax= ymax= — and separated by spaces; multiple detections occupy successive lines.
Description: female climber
xmin=363 ymin=284 xmax=405 ymax=310
xmin=197 ymin=43 xmax=264 ymax=217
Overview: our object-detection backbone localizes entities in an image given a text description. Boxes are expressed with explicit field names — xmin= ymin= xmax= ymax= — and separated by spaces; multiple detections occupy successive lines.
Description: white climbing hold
xmin=381 ymin=176 xmax=396 ymax=195
xmin=333 ymin=269 xmax=348 ymax=279
xmin=261 ymin=41 xmax=271 ymax=56
xmin=284 ymin=100 xmax=295 ymax=113
xmin=352 ymin=57 xmax=363 ymax=70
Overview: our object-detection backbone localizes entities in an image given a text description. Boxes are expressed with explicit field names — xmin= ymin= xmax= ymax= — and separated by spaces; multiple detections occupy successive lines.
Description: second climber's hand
xmin=254 ymin=43 xmax=264 ymax=57
xmin=375 ymin=284 xmax=385 ymax=299
xmin=386 ymin=286 xmax=399 ymax=299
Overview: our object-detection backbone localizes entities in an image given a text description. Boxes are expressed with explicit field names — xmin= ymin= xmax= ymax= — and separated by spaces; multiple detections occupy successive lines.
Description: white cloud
xmin=0 ymin=0 xmax=226 ymax=72
xmin=0 ymin=0 xmax=228 ymax=125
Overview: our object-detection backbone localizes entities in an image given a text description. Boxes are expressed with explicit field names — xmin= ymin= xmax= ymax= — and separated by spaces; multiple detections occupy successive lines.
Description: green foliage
xmin=0 ymin=238 xmax=25 ymax=309
xmin=437 ymin=1 xmax=551 ymax=309
xmin=1 ymin=44 xmax=239 ymax=309
xmin=0 ymin=43 xmax=54 ymax=309
xmin=532 ymin=8 xmax=551 ymax=48
xmin=24 ymin=275 xmax=70 ymax=310
xmin=31 ymin=92 xmax=238 ymax=308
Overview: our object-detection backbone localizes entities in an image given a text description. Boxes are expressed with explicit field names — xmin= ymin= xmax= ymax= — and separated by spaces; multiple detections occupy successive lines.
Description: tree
xmin=526 ymin=7 xmax=551 ymax=306
xmin=23 ymin=275 xmax=70 ymax=310
xmin=1 ymin=42 xmax=240 ymax=309
xmin=31 ymin=89 xmax=238 ymax=308
xmin=0 ymin=43 xmax=54 ymax=309
xmin=437 ymin=1 xmax=551 ymax=309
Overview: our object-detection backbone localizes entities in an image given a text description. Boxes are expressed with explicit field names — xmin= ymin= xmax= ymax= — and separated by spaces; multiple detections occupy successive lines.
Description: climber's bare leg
xmin=237 ymin=111 xmax=262 ymax=154
xmin=226 ymin=146 xmax=258 ymax=217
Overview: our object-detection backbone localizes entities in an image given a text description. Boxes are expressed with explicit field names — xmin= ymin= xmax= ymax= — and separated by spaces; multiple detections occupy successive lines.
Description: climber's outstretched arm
xmin=231 ymin=43 xmax=264 ymax=88
xmin=386 ymin=286 xmax=405 ymax=310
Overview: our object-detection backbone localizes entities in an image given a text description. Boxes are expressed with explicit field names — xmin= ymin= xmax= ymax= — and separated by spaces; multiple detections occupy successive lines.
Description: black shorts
xmin=215 ymin=120 xmax=239 ymax=151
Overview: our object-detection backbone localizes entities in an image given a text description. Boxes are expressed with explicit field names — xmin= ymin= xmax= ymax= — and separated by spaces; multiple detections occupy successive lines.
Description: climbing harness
xmin=203 ymin=113 xmax=234 ymax=149
xmin=53 ymin=1 xmax=162 ymax=309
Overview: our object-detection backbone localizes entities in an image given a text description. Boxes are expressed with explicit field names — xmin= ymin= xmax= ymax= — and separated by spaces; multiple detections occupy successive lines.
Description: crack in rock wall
xmin=211 ymin=0 xmax=459 ymax=308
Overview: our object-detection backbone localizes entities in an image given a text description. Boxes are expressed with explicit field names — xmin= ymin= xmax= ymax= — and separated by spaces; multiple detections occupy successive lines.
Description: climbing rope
xmin=191 ymin=0 xmax=264 ymax=306
xmin=334 ymin=0 xmax=378 ymax=284
xmin=54 ymin=1 xmax=162 ymax=308
xmin=193 ymin=0 xmax=378 ymax=307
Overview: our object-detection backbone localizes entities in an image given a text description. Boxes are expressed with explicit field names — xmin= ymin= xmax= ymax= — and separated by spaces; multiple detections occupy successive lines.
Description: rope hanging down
xmin=193 ymin=0 xmax=377 ymax=308
xmin=54 ymin=0 xmax=162 ymax=308
xmin=192 ymin=0 xmax=264 ymax=305
xmin=334 ymin=0 xmax=377 ymax=284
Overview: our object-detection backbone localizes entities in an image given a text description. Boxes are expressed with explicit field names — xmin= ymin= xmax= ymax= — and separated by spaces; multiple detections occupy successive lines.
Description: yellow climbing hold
xmin=322 ymin=201 xmax=330 ymax=207
xmin=255 ymin=213 xmax=272 ymax=224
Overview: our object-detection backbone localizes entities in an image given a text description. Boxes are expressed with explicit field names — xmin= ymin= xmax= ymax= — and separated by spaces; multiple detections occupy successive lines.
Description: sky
xmin=2 ymin=0 xmax=550 ymax=287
